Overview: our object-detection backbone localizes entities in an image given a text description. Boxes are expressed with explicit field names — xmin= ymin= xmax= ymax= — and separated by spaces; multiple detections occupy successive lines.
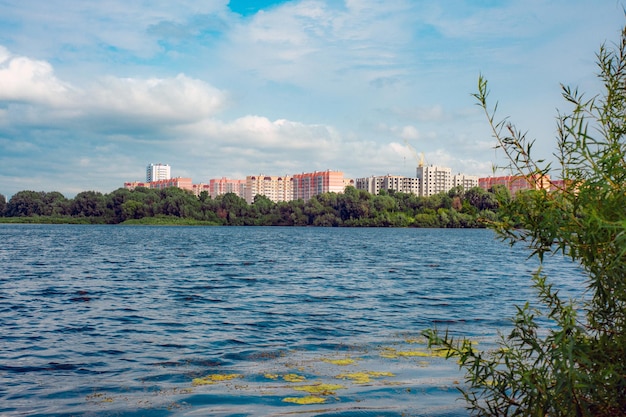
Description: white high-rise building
xmin=146 ymin=163 xmax=171 ymax=183
xmin=416 ymin=165 xmax=452 ymax=197
xmin=355 ymin=175 xmax=420 ymax=195
xmin=453 ymin=173 xmax=479 ymax=190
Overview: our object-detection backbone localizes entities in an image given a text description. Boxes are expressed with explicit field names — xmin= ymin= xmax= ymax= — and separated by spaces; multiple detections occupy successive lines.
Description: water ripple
xmin=0 ymin=225 xmax=585 ymax=416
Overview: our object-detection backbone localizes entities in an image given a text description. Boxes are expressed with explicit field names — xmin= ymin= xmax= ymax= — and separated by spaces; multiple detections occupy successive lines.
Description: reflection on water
xmin=0 ymin=225 xmax=585 ymax=416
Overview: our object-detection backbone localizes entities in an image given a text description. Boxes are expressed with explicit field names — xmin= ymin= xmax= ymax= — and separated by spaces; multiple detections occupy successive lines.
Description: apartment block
xmin=124 ymin=177 xmax=193 ymax=192
xmin=123 ymin=181 xmax=149 ymax=190
xmin=192 ymin=183 xmax=211 ymax=197
xmin=148 ymin=177 xmax=193 ymax=191
xmin=209 ymin=177 xmax=246 ymax=200
xmin=292 ymin=170 xmax=345 ymax=202
xmin=146 ymin=163 xmax=171 ymax=183
xmin=245 ymin=175 xmax=293 ymax=204
xmin=355 ymin=175 xmax=420 ymax=195
xmin=416 ymin=165 xmax=452 ymax=197
xmin=452 ymin=173 xmax=479 ymax=190
xmin=478 ymin=174 xmax=552 ymax=194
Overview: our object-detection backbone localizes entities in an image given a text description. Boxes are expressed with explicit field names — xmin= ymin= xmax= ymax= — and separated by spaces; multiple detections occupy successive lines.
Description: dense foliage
xmin=425 ymin=21 xmax=626 ymax=417
xmin=0 ymin=185 xmax=505 ymax=227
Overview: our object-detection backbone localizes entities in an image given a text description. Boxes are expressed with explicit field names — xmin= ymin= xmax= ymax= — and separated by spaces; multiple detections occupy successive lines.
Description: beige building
xmin=416 ymin=165 xmax=452 ymax=197
xmin=355 ymin=175 xmax=420 ymax=195
xmin=209 ymin=177 xmax=246 ymax=199
xmin=452 ymin=173 xmax=479 ymax=190
xmin=245 ymin=174 xmax=293 ymax=204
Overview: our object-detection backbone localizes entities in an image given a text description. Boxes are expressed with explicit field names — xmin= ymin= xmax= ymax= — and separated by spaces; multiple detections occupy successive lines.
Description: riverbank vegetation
xmin=425 ymin=20 xmax=626 ymax=417
xmin=0 ymin=184 xmax=507 ymax=227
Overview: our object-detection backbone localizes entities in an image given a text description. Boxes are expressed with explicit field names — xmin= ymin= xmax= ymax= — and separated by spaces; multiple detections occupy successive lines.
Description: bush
xmin=424 ymin=21 xmax=626 ymax=416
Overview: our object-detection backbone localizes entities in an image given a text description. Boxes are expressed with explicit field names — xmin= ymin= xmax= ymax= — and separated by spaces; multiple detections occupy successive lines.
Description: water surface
xmin=0 ymin=225 xmax=585 ymax=416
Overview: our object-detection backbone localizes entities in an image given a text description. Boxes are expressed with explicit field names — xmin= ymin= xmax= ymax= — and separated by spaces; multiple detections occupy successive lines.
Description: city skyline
xmin=0 ymin=1 xmax=623 ymax=198
xmin=125 ymin=161 xmax=482 ymax=203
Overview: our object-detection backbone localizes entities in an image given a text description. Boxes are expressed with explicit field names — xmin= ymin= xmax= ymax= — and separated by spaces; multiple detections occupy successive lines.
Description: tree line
xmin=0 ymin=184 xmax=510 ymax=227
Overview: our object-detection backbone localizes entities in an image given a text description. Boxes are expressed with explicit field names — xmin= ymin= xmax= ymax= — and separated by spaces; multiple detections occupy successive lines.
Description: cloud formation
xmin=0 ymin=0 xmax=623 ymax=197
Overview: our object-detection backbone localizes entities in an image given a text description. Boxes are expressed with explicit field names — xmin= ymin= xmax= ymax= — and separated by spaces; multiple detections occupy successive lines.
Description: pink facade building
xmin=292 ymin=170 xmax=346 ymax=202
xmin=124 ymin=178 xmax=194 ymax=192
xmin=124 ymin=166 xmax=352 ymax=203
xmin=209 ymin=177 xmax=246 ymax=199
xmin=123 ymin=181 xmax=150 ymax=190
xmin=478 ymin=174 xmax=552 ymax=194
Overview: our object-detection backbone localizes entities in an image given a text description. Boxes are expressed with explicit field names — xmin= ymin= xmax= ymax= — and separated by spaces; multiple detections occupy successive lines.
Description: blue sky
xmin=0 ymin=0 xmax=624 ymax=198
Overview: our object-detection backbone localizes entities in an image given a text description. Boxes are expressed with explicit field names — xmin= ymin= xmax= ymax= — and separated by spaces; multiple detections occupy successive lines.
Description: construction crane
xmin=404 ymin=139 xmax=425 ymax=168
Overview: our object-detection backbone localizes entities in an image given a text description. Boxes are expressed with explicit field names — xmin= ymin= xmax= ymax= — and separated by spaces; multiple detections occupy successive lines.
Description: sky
xmin=0 ymin=0 xmax=624 ymax=198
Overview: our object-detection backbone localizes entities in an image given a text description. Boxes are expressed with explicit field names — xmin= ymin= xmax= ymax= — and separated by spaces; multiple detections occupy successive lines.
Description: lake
xmin=0 ymin=225 xmax=585 ymax=416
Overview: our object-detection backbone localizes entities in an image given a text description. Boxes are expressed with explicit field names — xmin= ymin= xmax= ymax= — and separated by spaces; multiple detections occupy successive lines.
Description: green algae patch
xmin=322 ymin=358 xmax=357 ymax=366
xmin=336 ymin=371 xmax=395 ymax=384
xmin=192 ymin=373 xmax=242 ymax=386
xmin=283 ymin=373 xmax=306 ymax=383
xmin=293 ymin=383 xmax=346 ymax=395
xmin=282 ymin=396 xmax=327 ymax=404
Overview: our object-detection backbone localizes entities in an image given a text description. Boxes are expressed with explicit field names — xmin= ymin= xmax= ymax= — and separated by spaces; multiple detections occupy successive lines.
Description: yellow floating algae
xmin=282 ymin=396 xmax=327 ymax=405
xmin=264 ymin=373 xmax=279 ymax=380
xmin=283 ymin=373 xmax=306 ymax=383
xmin=380 ymin=347 xmax=455 ymax=359
xmin=192 ymin=373 xmax=242 ymax=386
xmin=367 ymin=371 xmax=394 ymax=377
xmin=404 ymin=337 xmax=427 ymax=344
xmin=336 ymin=371 xmax=395 ymax=384
xmin=293 ymin=383 xmax=345 ymax=395
xmin=322 ymin=358 xmax=357 ymax=366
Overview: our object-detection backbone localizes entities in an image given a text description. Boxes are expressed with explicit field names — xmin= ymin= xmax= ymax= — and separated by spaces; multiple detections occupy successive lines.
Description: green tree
xmin=338 ymin=186 xmax=372 ymax=221
xmin=218 ymin=192 xmax=248 ymax=225
xmin=41 ymin=191 xmax=68 ymax=216
xmin=121 ymin=200 xmax=146 ymax=220
xmin=70 ymin=191 xmax=106 ymax=219
xmin=248 ymin=194 xmax=276 ymax=226
xmin=5 ymin=191 xmax=45 ymax=217
xmin=425 ymin=22 xmax=626 ymax=417
xmin=0 ymin=193 xmax=5 ymax=216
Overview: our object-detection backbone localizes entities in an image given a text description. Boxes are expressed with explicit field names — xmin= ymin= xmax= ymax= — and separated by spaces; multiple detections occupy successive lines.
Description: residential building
xmin=416 ymin=165 xmax=452 ymax=197
xmin=148 ymin=177 xmax=194 ymax=192
xmin=292 ymin=170 xmax=346 ymax=202
xmin=192 ymin=183 xmax=211 ymax=197
xmin=146 ymin=163 xmax=171 ymax=183
xmin=452 ymin=173 xmax=479 ymax=190
xmin=245 ymin=175 xmax=293 ymax=204
xmin=123 ymin=181 xmax=149 ymax=190
xmin=124 ymin=177 xmax=194 ymax=192
xmin=478 ymin=174 xmax=552 ymax=194
xmin=209 ymin=177 xmax=246 ymax=200
xmin=355 ymin=175 xmax=420 ymax=195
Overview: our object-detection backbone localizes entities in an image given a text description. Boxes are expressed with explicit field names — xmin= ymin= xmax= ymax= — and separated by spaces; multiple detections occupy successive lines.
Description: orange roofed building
xmin=209 ymin=177 xmax=246 ymax=200
xmin=124 ymin=168 xmax=352 ymax=203
xmin=292 ymin=170 xmax=346 ymax=202
xmin=478 ymin=174 xmax=552 ymax=194
xmin=124 ymin=177 xmax=194 ymax=192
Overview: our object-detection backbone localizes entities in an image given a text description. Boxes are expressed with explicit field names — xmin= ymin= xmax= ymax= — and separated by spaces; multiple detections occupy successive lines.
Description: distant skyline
xmin=0 ymin=1 xmax=624 ymax=198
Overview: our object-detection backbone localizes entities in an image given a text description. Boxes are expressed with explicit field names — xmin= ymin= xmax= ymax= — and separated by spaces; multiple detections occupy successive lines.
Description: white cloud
xmin=178 ymin=114 xmax=340 ymax=153
xmin=400 ymin=125 xmax=420 ymax=140
xmin=86 ymin=74 xmax=228 ymax=123
xmin=0 ymin=47 xmax=229 ymax=131
xmin=0 ymin=47 xmax=72 ymax=105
